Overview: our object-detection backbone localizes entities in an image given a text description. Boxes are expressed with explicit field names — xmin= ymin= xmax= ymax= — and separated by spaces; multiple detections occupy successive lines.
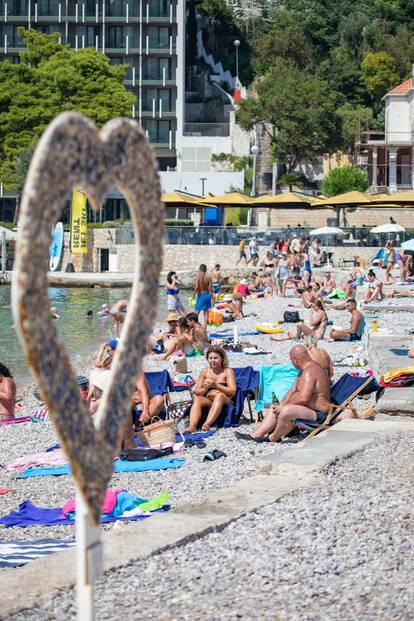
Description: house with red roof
xmin=355 ymin=68 xmax=414 ymax=193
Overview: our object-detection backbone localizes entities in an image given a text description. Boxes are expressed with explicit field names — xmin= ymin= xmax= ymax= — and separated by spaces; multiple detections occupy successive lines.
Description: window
xmin=37 ymin=0 xmax=60 ymax=16
xmin=143 ymin=120 xmax=171 ymax=144
xmin=1 ymin=25 xmax=23 ymax=47
xmin=110 ymin=56 xmax=134 ymax=80
xmin=76 ymin=26 xmax=99 ymax=47
xmin=147 ymin=26 xmax=170 ymax=49
xmin=8 ymin=0 xmax=28 ymax=16
xmin=143 ymin=88 xmax=172 ymax=112
xmin=107 ymin=26 xmax=124 ymax=48
xmin=148 ymin=0 xmax=169 ymax=17
xmin=143 ymin=57 xmax=171 ymax=80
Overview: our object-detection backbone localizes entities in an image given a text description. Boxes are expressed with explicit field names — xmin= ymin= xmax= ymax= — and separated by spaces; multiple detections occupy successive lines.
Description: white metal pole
xmin=1 ymin=231 xmax=6 ymax=276
xmin=76 ymin=489 xmax=103 ymax=621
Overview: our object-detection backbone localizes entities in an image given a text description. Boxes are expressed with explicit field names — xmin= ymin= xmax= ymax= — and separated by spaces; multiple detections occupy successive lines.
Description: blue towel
xmin=256 ymin=364 xmax=298 ymax=411
xmin=0 ymin=538 xmax=75 ymax=566
xmin=0 ymin=500 xmax=169 ymax=528
xmin=208 ymin=331 xmax=260 ymax=339
xmin=390 ymin=348 xmax=409 ymax=356
xmin=17 ymin=458 xmax=185 ymax=479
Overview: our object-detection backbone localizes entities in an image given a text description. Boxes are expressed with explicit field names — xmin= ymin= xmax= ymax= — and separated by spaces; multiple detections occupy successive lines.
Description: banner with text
xmin=70 ymin=190 xmax=88 ymax=254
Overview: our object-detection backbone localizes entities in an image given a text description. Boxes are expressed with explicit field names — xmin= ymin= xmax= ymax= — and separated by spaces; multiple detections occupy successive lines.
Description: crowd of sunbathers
xmin=2 ymin=238 xmax=414 ymax=443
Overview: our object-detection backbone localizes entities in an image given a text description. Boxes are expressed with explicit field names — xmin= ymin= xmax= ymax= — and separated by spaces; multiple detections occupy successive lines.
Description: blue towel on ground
xmin=0 ymin=500 xmax=169 ymax=528
xmin=17 ymin=458 xmax=185 ymax=479
xmin=208 ymin=331 xmax=260 ymax=339
xmin=390 ymin=348 xmax=409 ymax=356
xmin=0 ymin=538 xmax=75 ymax=567
xmin=256 ymin=364 xmax=298 ymax=412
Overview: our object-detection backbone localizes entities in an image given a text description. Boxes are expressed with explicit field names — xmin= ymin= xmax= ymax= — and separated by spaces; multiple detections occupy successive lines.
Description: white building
xmin=356 ymin=66 xmax=414 ymax=193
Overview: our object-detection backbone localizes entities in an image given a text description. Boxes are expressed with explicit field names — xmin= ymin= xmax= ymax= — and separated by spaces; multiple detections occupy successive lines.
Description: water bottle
xmin=372 ymin=319 xmax=378 ymax=333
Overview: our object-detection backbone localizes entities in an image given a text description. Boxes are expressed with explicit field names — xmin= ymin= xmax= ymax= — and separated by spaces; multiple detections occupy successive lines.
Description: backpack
xmin=283 ymin=310 xmax=300 ymax=323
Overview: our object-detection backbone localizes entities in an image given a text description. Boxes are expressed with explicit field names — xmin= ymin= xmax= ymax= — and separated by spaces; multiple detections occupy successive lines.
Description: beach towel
xmin=7 ymin=449 xmax=69 ymax=471
xmin=256 ymin=364 xmax=299 ymax=412
xmin=0 ymin=538 xmax=75 ymax=568
xmin=390 ymin=348 xmax=409 ymax=357
xmin=62 ymin=489 xmax=123 ymax=517
xmin=0 ymin=417 xmax=31 ymax=426
xmin=208 ymin=331 xmax=260 ymax=339
xmin=0 ymin=500 xmax=170 ymax=528
xmin=16 ymin=457 xmax=185 ymax=479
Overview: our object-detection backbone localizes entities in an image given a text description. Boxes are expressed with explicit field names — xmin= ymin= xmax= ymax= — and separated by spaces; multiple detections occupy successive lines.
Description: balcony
xmin=357 ymin=130 xmax=414 ymax=146
xmin=183 ymin=123 xmax=230 ymax=137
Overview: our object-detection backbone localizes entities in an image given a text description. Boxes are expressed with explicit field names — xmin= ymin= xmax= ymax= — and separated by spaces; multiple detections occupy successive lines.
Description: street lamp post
xmin=233 ymin=39 xmax=240 ymax=83
xmin=249 ymin=143 xmax=259 ymax=228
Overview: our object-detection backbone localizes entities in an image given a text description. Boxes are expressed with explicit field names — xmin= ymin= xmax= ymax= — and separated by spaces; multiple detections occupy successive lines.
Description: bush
xmin=322 ymin=166 xmax=368 ymax=195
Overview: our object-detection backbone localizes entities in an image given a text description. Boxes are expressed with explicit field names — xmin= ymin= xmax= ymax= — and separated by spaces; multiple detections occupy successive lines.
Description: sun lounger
xmin=295 ymin=373 xmax=378 ymax=438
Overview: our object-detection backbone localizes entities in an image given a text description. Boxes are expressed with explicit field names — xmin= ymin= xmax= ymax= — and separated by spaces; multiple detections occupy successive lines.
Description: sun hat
xmin=106 ymin=338 xmax=119 ymax=350
xmin=167 ymin=312 xmax=178 ymax=322
xmin=90 ymin=368 xmax=111 ymax=392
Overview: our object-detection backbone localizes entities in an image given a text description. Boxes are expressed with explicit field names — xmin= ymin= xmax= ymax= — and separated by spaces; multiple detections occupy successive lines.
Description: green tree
xmin=237 ymin=59 xmax=341 ymax=172
xmin=322 ymin=165 xmax=368 ymax=195
xmin=322 ymin=165 xmax=368 ymax=226
xmin=361 ymin=51 xmax=399 ymax=99
xmin=252 ymin=11 xmax=314 ymax=73
xmin=278 ymin=172 xmax=303 ymax=192
xmin=0 ymin=28 xmax=135 ymax=191
xmin=337 ymin=103 xmax=373 ymax=149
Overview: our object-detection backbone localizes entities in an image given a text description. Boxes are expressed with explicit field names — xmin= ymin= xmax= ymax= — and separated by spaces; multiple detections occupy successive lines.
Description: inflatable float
xmin=256 ymin=322 xmax=284 ymax=334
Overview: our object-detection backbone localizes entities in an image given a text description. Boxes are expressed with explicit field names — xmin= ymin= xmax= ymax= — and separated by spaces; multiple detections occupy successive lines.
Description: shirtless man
xmin=321 ymin=271 xmax=336 ymax=296
xmin=193 ymin=264 xmax=213 ymax=329
xmin=329 ymin=298 xmax=365 ymax=341
xmin=110 ymin=298 xmax=129 ymax=337
xmin=235 ymin=345 xmax=331 ymax=443
xmin=186 ymin=313 xmax=210 ymax=352
xmin=0 ymin=363 xmax=16 ymax=421
xmin=210 ymin=264 xmax=222 ymax=295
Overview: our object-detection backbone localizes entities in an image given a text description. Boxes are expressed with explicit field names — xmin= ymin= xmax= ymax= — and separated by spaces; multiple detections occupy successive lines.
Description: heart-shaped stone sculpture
xmin=13 ymin=112 xmax=163 ymax=524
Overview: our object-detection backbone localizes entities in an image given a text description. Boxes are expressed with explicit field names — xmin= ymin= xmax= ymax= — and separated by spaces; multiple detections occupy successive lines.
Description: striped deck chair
xmin=295 ymin=373 xmax=377 ymax=439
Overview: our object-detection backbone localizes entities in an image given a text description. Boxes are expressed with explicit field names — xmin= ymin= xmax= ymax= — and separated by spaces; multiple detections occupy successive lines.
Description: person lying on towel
xmin=235 ymin=345 xmax=331 ymax=443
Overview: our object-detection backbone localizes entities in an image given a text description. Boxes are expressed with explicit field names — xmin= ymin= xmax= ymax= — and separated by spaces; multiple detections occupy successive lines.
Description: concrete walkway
xmin=369 ymin=334 xmax=414 ymax=416
xmin=2 ymin=417 xmax=413 ymax=618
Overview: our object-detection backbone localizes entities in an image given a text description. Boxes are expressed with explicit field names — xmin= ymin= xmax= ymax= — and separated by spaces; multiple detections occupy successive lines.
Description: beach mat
xmin=0 ymin=500 xmax=170 ymax=528
xmin=0 ymin=538 xmax=75 ymax=567
xmin=17 ymin=457 xmax=185 ymax=479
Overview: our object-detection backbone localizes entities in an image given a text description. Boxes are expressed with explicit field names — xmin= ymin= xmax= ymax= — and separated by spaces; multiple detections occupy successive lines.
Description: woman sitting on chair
xmin=186 ymin=346 xmax=236 ymax=432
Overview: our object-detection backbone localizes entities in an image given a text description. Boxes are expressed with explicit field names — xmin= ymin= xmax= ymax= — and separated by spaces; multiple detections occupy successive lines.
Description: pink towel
xmin=0 ymin=417 xmax=31 ymax=425
xmin=7 ymin=449 xmax=69 ymax=471
xmin=62 ymin=489 xmax=124 ymax=517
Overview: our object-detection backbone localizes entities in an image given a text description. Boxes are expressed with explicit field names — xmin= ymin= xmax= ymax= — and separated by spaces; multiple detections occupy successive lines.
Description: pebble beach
xmin=1 ymin=280 xmax=414 ymax=620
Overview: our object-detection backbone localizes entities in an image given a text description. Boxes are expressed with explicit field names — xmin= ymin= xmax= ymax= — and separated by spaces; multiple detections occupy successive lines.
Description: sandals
xmin=234 ymin=431 xmax=269 ymax=443
xmin=203 ymin=450 xmax=226 ymax=461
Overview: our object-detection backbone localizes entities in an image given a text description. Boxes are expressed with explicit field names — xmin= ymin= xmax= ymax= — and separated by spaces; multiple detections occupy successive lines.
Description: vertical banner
xmin=71 ymin=189 xmax=88 ymax=253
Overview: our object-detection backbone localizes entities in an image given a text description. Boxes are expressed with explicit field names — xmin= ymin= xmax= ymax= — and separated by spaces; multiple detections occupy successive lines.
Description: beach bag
xmin=172 ymin=353 xmax=188 ymax=374
xmin=136 ymin=416 xmax=177 ymax=447
xmin=283 ymin=310 xmax=300 ymax=323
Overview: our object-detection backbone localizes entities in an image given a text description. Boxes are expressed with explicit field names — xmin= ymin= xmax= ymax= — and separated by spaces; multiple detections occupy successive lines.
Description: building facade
xmin=0 ymin=0 xmax=183 ymax=171
xmin=355 ymin=67 xmax=414 ymax=193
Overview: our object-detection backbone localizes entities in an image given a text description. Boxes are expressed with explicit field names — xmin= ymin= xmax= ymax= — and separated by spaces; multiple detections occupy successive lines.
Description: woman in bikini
xmin=296 ymin=299 xmax=328 ymax=342
xmin=186 ymin=346 xmax=236 ymax=432
xmin=384 ymin=240 xmax=396 ymax=285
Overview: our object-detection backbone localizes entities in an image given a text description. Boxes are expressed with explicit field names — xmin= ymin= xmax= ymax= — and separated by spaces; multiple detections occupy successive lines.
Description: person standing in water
xmin=165 ymin=271 xmax=186 ymax=317
xmin=193 ymin=264 xmax=214 ymax=329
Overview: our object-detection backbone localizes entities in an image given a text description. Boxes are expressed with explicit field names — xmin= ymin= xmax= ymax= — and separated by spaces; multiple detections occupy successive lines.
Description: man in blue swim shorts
xmin=193 ymin=264 xmax=213 ymax=329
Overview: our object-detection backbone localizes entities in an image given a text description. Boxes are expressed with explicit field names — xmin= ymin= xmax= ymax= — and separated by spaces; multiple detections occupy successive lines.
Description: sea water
xmin=0 ymin=285 xmax=166 ymax=387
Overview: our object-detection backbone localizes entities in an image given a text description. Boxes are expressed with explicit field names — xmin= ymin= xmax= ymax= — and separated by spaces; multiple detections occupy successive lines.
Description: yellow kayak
xmin=256 ymin=322 xmax=284 ymax=334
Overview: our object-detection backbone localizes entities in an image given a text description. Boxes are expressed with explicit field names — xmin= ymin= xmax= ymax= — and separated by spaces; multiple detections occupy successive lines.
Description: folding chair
xmin=255 ymin=364 xmax=299 ymax=423
xmin=295 ymin=373 xmax=377 ymax=439
xmin=144 ymin=370 xmax=173 ymax=420
xmin=180 ymin=365 xmax=259 ymax=428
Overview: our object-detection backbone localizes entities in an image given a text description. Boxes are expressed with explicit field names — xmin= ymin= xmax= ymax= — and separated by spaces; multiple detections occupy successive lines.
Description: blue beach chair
xmin=295 ymin=373 xmax=378 ymax=438
xmin=255 ymin=364 xmax=299 ymax=420
xmin=144 ymin=370 xmax=172 ymax=420
xmin=183 ymin=366 xmax=259 ymax=428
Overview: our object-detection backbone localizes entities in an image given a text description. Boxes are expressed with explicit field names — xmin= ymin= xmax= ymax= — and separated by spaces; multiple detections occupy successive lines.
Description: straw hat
xmin=167 ymin=312 xmax=178 ymax=322
xmin=90 ymin=368 xmax=111 ymax=392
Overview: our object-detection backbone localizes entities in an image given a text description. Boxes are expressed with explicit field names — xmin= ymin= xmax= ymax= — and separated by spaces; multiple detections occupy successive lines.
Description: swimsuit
xmin=195 ymin=291 xmax=212 ymax=312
